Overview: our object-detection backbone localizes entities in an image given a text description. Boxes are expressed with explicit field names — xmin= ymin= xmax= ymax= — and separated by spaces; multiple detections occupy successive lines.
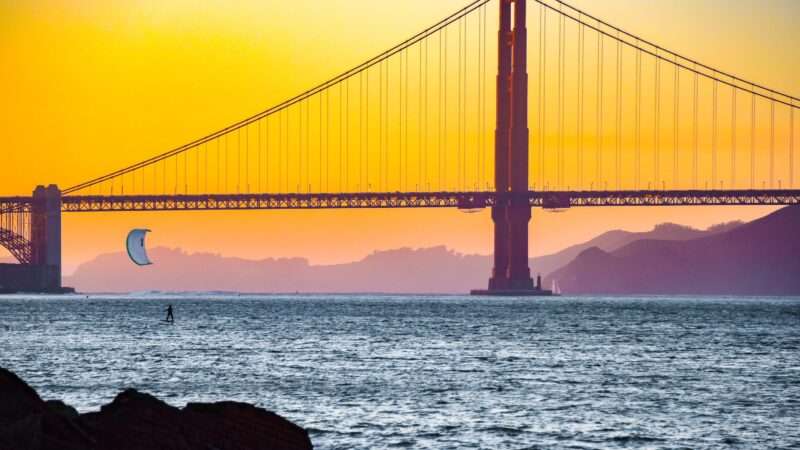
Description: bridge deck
xmin=42 ymin=190 xmax=800 ymax=212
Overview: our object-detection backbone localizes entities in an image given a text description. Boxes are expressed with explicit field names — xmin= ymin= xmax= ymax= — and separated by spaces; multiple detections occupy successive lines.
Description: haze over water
xmin=1 ymin=294 xmax=798 ymax=449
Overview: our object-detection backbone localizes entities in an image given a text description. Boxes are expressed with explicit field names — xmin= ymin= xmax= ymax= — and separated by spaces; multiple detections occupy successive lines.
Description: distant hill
xmin=64 ymin=219 xmax=741 ymax=294
xmin=529 ymin=221 xmax=740 ymax=277
xmin=65 ymin=246 xmax=490 ymax=294
xmin=546 ymin=206 xmax=800 ymax=295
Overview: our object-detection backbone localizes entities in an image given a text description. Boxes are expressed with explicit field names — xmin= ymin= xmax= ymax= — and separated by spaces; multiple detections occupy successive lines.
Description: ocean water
xmin=0 ymin=294 xmax=798 ymax=449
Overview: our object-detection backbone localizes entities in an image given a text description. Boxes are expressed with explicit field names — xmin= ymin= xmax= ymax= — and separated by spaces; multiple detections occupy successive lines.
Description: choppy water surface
xmin=1 ymin=294 xmax=798 ymax=449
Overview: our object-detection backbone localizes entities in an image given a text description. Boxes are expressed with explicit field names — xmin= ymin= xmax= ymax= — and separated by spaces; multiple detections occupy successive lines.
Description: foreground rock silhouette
xmin=0 ymin=367 xmax=313 ymax=450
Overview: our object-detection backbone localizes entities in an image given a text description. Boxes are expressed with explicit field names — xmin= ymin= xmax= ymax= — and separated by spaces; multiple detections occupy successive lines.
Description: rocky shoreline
xmin=0 ymin=367 xmax=313 ymax=450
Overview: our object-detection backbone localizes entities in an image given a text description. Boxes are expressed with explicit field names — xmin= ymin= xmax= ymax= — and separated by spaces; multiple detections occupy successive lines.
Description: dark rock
xmin=0 ymin=368 xmax=313 ymax=450
xmin=0 ymin=368 xmax=47 ymax=425
xmin=44 ymin=400 xmax=79 ymax=420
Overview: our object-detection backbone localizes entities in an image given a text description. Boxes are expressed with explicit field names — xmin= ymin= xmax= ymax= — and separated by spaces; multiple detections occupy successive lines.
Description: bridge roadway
xmin=4 ymin=190 xmax=800 ymax=213
xmin=48 ymin=189 xmax=800 ymax=211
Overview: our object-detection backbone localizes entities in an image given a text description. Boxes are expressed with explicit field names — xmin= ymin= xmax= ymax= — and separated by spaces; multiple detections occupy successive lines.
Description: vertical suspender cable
xmin=712 ymin=78 xmax=718 ymax=188
xmin=615 ymin=37 xmax=621 ymax=190
xmin=346 ymin=78 xmax=350 ymax=192
xmin=379 ymin=61 xmax=384 ymax=190
xmin=416 ymin=42 xmax=423 ymax=191
xmin=285 ymin=108 xmax=289 ymax=192
xmin=297 ymin=104 xmax=302 ymax=192
xmin=306 ymin=96 xmax=310 ymax=192
xmin=405 ymin=48 xmax=410 ymax=190
xmin=692 ymin=70 xmax=698 ymax=189
xmin=654 ymin=54 xmax=661 ymax=188
xmin=540 ymin=6 xmax=547 ymax=189
xmin=635 ymin=44 xmax=641 ymax=189
xmin=368 ymin=69 xmax=371 ymax=191
xmin=557 ymin=12 xmax=564 ymax=188
xmin=751 ymin=91 xmax=756 ymax=188
xmin=266 ymin=116 xmax=270 ymax=192
xmin=441 ymin=28 xmax=446 ymax=190
xmin=477 ymin=10 xmax=482 ymax=189
xmin=328 ymin=88 xmax=332 ymax=191
xmin=791 ymin=105 xmax=795 ymax=187
xmin=246 ymin=123 xmax=250 ymax=192
xmin=482 ymin=2 xmax=487 ymax=189
xmin=438 ymin=30 xmax=442 ymax=190
xmin=223 ymin=134 xmax=227 ymax=193
xmin=276 ymin=112 xmax=280 ymax=192
xmin=457 ymin=18 xmax=462 ymax=190
xmin=673 ymin=61 xmax=679 ymax=188
xmin=339 ymin=82 xmax=344 ymax=192
xmin=463 ymin=15 xmax=468 ymax=190
xmin=770 ymin=100 xmax=775 ymax=187
xmin=400 ymin=51 xmax=405 ymax=192
xmin=425 ymin=36 xmax=431 ymax=189
xmin=237 ymin=129 xmax=241 ymax=193
xmin=577 ymin=20 xmax=584 ymax=190
xmin=319 ymin=94 xmax=323 ymax=190
xmin=597 ymin=31 xmax=603 ymax=189
xmin=359 ymin=73 xmax=363 ymax=190
xmin=731 ymin=87 xmax=736 ymax=188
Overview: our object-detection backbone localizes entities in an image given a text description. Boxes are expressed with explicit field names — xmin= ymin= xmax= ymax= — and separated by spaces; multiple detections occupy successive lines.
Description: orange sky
xmin=1 ymin=0 xmax=798 ymax=274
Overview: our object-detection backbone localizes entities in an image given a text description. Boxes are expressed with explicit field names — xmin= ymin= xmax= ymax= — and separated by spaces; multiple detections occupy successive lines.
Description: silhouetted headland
xmin=546 ymin=205 xmax=800 ymax=295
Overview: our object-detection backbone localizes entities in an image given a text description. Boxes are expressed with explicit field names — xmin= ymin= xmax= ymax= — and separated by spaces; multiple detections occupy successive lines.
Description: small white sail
xmin=126 ymin=229 xmax=153 ymax=266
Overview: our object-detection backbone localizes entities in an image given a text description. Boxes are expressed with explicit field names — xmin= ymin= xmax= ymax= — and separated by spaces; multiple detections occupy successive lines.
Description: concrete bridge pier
xmin=30 ymin=184 xmax=62 ymax=291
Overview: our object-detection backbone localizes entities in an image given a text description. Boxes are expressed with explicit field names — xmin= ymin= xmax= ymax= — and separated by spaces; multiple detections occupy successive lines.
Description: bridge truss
xmin=56 ymin=190 xmax=800 ymax=212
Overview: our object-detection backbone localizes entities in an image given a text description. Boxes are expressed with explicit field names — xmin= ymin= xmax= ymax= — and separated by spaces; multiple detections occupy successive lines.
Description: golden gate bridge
xmin=1 ymin=0 xmax=798 ymax=293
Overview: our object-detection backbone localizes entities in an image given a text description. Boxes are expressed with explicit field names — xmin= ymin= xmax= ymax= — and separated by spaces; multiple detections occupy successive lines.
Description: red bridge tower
xmin=473 ymin=0 xmax=551 ymax=296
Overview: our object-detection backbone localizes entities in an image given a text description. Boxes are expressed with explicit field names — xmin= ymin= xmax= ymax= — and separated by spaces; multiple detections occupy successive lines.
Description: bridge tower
xmin=30 ymin=184 xmax=62 ymax=291
xmin=474 ymin=0 xmax=549 ymax=296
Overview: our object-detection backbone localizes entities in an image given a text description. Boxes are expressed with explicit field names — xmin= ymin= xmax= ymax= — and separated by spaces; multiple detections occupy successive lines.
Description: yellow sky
xmin=1 ymin=0 xmax=798 ymax=274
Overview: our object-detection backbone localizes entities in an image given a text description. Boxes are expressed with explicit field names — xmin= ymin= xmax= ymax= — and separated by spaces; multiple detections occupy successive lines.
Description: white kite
xmin=126 ymin=229 xmax=153 ymax=266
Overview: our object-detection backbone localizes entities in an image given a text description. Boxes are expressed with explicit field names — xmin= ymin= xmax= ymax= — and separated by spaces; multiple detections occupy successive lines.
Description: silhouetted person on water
xmin=165 ymin=305 xmax=174 ymax=323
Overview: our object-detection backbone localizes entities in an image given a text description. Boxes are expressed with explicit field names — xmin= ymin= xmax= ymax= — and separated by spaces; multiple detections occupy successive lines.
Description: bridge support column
xmin=31 ymin=185 xmax=62 ymax=292
xmin=473 ymin=0 xmax=549 ymax=296
xmin=487 ymin=0 xmax=513 ymax=291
